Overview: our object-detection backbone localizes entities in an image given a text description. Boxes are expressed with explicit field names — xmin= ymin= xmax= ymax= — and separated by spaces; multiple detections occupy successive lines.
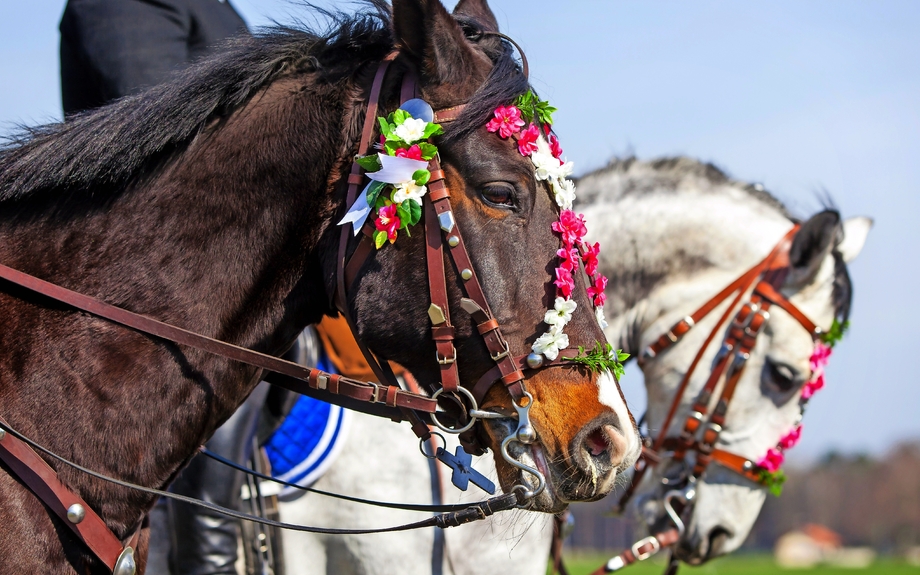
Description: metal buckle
xmin=436 ymin=346 xmax=456 ymax=365
xmin=490 ymin=340 xmax=510 ymax=361
xmin=631 ymin=536 xmax=661 ymax=561
xmin=368 ymin=383 xmax=382 ymax=403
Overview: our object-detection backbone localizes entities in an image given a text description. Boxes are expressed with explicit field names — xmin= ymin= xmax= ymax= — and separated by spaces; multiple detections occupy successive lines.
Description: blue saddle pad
xmin=264 ymin=355 xmax=351 ymax=500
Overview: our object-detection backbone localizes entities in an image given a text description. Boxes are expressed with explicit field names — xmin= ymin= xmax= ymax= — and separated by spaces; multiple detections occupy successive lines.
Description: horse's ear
xmin=785 ymin=210 xmax=842 ymax=288
xmin=453 ymin=0 xmax=500 ymax=32
xmin=837 ymin=216 xmax=873 ymax=263
xmin=392 ymin=0 xmax=489 ymax=84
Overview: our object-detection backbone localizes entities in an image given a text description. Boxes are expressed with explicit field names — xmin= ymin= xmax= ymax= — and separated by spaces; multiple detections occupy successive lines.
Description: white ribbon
xmin=338 ymin=154 xmax=429 ymax=235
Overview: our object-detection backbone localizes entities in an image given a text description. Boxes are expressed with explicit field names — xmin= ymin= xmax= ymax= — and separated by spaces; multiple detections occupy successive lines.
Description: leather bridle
xmin=584 ymin=224 xmax=825 ymax=574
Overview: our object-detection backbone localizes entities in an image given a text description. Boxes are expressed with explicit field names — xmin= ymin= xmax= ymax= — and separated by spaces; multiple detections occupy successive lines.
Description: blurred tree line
xmin=564 ymin=440 xmax=920 ymax=553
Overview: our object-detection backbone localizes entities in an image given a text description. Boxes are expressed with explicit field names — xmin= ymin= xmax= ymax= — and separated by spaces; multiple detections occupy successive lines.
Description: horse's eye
xmin=763 ymin=359 xmax=799 ymax=393
xmin=480 ymin=183 xmax=515 ymax=208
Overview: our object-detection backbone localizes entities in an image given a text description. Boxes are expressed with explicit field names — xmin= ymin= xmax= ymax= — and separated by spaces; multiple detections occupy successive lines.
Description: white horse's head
xmin=577 ymin=158 xmax=872 ymax=564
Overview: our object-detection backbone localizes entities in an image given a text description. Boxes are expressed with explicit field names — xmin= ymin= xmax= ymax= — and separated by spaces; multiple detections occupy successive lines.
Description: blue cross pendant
xmin=436 ymin=446 xmax=496 ymax=494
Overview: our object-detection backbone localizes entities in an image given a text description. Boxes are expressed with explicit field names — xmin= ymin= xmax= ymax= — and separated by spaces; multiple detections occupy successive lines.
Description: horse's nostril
xmin=707 ymin=526 xmax=733 ymax=559
xmin=585 ymin=428 xmax=607 ymax=457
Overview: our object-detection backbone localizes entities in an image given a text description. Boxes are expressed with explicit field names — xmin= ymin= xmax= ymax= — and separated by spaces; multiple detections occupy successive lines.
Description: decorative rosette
xmin=487 ymin=90 xmax=610 ymax=362
xmin=755 ymin=320 xmax=848 ymax=495
xmin=339 ymin=109 xmax=443 ymax=248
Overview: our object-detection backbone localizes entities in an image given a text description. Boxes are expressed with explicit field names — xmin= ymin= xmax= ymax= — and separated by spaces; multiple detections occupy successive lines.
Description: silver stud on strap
xmin=113 ymin=547 xmax=137 ymax=575
xmin=0 ymin=428 xmax=6 ymax=441
xmin=447 ymin=235 xmax=460 ymax=247
xmin=438 ymin=211 xmax=455 ymax=233
xmin=460 ymin=269 xmax=473 ymax=281
xmin=66 ymin=504 xmax=86 ymax=524
xmin=526 ymin=353 xmax=544 ymax=369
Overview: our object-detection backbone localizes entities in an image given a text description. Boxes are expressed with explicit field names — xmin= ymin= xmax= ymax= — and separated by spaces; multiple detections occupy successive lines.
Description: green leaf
xmin=407 ymin=199 xmax=422 ymax=226
xmin=412 ymin=169 xmax=431 ymax=186
xmin=821 ymin=319 xmax=850 ymax=348
xmin=365 ymin=180 xmax=387 ymax=206
xmin=535 ymin=101 xmax=557 ymax=126
xmin=390 ymin=109 xmax=410 ymax=126
xmin=422 ymin=122 xmax=444 ymax=140
xmin=383 ymin=140 xmax=402 ymax=156
xmin=378 ymin=117 xmax=391 ymax=138
xmin=373 ymin=230 xmax=387 ymax=249
xmin=374 ymin=194 xmax=388 ymax=210
xmin=418 ymin=143 xmax=438 ymax=160
xmin=616 ymin=350 xmax=631 ymax=362
xmin=563 ymin=342 xmax=626 ymax=377
xmin=397 ymin=202 xmax=412 ymax=226
xmin=356 ymin=154 xmax=382 ymax=172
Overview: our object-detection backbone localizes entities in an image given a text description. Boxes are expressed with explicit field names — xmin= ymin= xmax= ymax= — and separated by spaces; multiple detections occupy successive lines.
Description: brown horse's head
xmin=343 ymin=0 xmax=640 ymax=512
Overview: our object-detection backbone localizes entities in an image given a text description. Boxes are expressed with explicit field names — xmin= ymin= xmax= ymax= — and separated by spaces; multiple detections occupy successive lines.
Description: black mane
xmin=0 ymin=1 xmax=393 ymax=205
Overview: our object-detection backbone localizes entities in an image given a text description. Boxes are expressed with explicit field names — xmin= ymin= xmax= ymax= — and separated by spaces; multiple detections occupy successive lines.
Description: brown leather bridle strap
xmin=425 ymin=193 xmax=460 ymax=393
xmin=470 ymin=349 xmax=580 ymax=404
xmin=0 ymin=262 xmax=436 ymax=415
xmin=0 ymin=416 xmax=137 ymax=571
xmin=589 ymin=528 xmax=681 ymax=574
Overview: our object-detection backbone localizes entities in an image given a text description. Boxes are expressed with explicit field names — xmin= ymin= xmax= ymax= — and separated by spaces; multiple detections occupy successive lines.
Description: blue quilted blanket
xmin=264 ymin=354 xmax=351 ymax=500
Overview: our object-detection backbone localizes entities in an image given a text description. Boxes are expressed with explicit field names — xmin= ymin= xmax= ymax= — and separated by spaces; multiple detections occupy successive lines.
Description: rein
xmin=573 ymin=225 xmax=825 ymax=575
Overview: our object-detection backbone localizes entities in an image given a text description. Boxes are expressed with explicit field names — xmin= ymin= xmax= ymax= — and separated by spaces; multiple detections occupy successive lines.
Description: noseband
xmin=590 ymin=225 xmax=824 ymax=573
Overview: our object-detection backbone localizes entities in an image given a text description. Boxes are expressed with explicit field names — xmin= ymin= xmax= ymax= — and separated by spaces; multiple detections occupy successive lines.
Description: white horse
xmin=273 ymin=156 xmax=871 ymax=573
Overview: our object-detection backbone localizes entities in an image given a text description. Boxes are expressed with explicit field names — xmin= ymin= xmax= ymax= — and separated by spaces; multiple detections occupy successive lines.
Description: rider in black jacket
xmin=60 ymin=0 xmax=247 ymax=114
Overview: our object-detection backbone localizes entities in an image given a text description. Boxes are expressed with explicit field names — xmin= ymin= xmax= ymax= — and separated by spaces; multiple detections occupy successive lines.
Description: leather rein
xmin=0 ymin=44 xmax=574 ymax=573
xmin=578 ymin=224 xmax=824 ymax=574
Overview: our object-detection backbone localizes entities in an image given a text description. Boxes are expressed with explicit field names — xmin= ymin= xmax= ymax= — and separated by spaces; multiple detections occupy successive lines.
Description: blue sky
xmin=1 ymin=1 xmax=917 ymax=460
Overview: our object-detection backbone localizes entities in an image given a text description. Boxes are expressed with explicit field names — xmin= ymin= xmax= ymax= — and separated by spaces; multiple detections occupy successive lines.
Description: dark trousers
xmin=60 ymin=0 xmax=247 ymax=114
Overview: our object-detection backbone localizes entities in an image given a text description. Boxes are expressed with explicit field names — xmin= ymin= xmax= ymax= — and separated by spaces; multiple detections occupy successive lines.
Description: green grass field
xmin=554 ymin=553 xmax=919 ymax=575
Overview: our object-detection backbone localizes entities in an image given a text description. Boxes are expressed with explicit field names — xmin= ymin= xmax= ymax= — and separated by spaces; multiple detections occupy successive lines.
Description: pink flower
xmin=587 ymin=275 xmax=608 ymax=307
xmin=549 ymin=134 xmax=563 ymax=159
xmin=801 ymin=372 xmax=825 ymax=400
xmin=758 ymin=448 xmax=785 ymax=473
xmin=378 ymin=134 xmax=386 ymax=148
xmin=517 ymin=123 xmax=540 ymax=156
xmin=375 ymin=204 xmax=401 ymax=243
xmin=394 ymin=144 xmax=423 ymax=160
xmin=551 ymin=210 xmax=588 ymax=247
xmin=810 ymin=341 xmax=832 ymax=372
xmin=581 ymin=242 xmax=600 ymax=277
xmin=554 ymin=267 xmax=575 ymax=299
xmin=486 ymin=105 xmax=525 ymax=139
xmin=557 ymin=247 xmax=579 ymax=272
xmin=779 ymin=424 xmax=803 ymax=450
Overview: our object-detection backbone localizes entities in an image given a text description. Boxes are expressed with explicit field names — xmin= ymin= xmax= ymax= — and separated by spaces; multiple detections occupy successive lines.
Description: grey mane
xmin=576 ymin=156 xmax=794 ymax=220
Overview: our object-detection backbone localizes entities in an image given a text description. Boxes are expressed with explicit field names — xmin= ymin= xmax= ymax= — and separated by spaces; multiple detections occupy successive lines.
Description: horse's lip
xmin=531 ymin=442 xmax=561 ymax=501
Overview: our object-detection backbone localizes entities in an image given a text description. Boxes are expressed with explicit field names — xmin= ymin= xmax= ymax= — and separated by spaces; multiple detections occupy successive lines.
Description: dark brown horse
xmin=0 ymin=1 xmax=638 ymax=572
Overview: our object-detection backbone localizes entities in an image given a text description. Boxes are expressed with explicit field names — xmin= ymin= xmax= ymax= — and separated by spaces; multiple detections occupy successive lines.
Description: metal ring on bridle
xmin=430 ymin=386 xmax=478 ymax=434
xmin=419 ymin=432 xmax=446 ymax=459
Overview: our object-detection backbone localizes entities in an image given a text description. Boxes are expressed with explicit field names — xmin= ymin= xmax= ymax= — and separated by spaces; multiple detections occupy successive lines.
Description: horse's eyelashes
xmin=480 ymin=183 xmax=516 ymax=208
xmin=763 ymin=359 xmax=800 ymax=393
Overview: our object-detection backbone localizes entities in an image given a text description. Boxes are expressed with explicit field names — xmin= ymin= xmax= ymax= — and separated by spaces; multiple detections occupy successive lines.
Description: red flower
xmin=375 ymin=204 xmax=401 ymax=243
xmin=551 ymin=210 xmax=587 ymax=247
xmin=554 ymin=267 xmax=575 ymax=299
xmin=758 ymin=448 xmax=785 ymax=473
xmin=549 ymin=134 xmax=563 ymax=159
xmin=587 ymin=275 xmax=608 ymax=307
xmin=557 ymin=247 xmax=579 ymax=272
xmin=801 ymin=372 xmax=825 ymax=400
xmin=779 ymin=424 xmax=803 ymax=450
xmin=517 ymin=123 xmax=540 ymax=156
xmin=581 ymin=241 xmax=600 ymax=276
xmin=486 ymin=105 xmax=525 ymax=139
xmin=395 ymin=144 xmax=423 ymax=160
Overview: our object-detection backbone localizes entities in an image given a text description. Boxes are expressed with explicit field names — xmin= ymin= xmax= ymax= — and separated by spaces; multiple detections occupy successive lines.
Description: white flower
xmin=544 ymin=296 xmax=577 ymax=328
xmin=530 ymin=138 xmax=575 ymax=183
xmin=551 ymin=177 xmax=576 ymax=210
xmin=394 ymin=118 xmax=429 ymax=144
xmin=532 ymin=326 xmax=570 ymax=361
xmin=595 ymin=305 xmax=609 ymax=330
xmin=391 ymin=180 xmax=427 ymax=204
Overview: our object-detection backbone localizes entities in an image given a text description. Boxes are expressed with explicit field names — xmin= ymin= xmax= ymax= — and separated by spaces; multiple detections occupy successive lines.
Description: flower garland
xmin=340 ymin=108 xmax=443 ymax=247
xmin=755 ymin=320 xmax=849 ymax=495
xmin=486 ymin=91 xmax=610 ymax=362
